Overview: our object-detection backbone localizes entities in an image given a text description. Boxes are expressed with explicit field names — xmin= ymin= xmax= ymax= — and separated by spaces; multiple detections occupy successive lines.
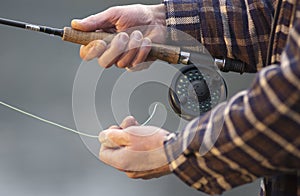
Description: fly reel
xmin=169 ymin=64 xmax=227 ymax=120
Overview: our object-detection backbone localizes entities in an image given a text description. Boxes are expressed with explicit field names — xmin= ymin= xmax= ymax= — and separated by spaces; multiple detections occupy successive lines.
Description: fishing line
xmin=140 ymin=103 xmax=159 ymax=126
xmin=0 ymin=100 xmax=159 ymax=138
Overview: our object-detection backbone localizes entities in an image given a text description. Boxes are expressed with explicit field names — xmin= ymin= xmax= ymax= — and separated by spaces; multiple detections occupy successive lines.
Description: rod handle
xmin=62 ymin=27 xmax=180 ymax=64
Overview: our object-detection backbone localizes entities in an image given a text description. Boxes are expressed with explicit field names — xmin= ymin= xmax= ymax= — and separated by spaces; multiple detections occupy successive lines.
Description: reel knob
xmin=187 ymin=80 xmax=210 ymax=102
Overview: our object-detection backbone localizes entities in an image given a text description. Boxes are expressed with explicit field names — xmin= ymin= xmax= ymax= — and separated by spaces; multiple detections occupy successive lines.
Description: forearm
xmin=163 ymin=0 xmax=274 ymax=71
xmin=164 ymin=19 xmax=300 ymax=195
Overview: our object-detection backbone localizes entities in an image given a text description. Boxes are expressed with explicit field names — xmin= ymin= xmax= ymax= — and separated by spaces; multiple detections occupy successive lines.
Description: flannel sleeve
xmin=163 ymin=0 xmax=274 ymax=71
xmin=164 ymin=19 xmax=300 ymax=195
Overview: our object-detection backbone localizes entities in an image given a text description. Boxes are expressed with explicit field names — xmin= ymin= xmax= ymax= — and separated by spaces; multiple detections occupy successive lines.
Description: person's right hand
xmin=71 ymin=4 xmax=166 ymax=70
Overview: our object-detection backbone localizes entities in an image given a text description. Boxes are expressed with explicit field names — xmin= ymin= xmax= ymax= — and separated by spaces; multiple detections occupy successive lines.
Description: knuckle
xmin=107 ymin=6 xmax=118 ymax=14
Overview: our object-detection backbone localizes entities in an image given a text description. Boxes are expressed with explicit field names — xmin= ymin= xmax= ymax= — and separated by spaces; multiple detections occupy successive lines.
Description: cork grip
xmin=62 ymin=27 xmax=180 ymax=64
xmin=62 ymin=27 xmax=113 ymax=45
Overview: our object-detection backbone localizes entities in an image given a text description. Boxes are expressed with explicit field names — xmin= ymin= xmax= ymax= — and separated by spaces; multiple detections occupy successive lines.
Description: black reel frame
xmin=169 ymin=64 xmax=228 ymax=120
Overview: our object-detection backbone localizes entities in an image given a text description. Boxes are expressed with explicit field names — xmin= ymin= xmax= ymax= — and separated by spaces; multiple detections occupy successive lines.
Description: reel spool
xmin=169 ymin=64 xmax=227 ymax=120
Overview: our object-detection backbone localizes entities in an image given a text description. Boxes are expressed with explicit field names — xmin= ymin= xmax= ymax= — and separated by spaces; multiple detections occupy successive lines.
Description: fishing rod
xmin=0 ymin=17 xmax=247 ymax=73
xmin=0 ymin=17 xmax=189 ymax=65
xmin=0 ymin=17 xmax=249 ymax=120
xmin=0 ymin=17 xmax=64 ymax=37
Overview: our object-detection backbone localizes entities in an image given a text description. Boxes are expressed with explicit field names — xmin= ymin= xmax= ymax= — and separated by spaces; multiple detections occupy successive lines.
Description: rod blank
xmin=0 ymin=17 xmax=26 ymax=29
xmin=0 ymin=17 xmax=63 ymax=36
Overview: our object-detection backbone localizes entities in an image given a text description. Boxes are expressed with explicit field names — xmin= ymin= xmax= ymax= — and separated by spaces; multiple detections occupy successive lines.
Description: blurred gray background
xmin=0 ymin=0 xmax=260 ymax=195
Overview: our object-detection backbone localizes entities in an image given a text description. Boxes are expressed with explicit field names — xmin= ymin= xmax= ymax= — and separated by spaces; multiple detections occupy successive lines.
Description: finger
xmin=126 ymin=62 xmax=151 ymax=72
xmin=71 ymin=8 xmax=119 ymax=32
xmin=116 ymin=31 xmax=143 ymax=68
xmin=132 ymin=37 xmax=152 ymax=67
xmin=99 ymin=146 xmax=130 ymax=170
xmin=125 ymin=164 xmax=171 ymax=179
xmin=126 ymin=171 xmax=161 ymax=179
xmin=119 ymin=116 xmax=139 ymax=129
xmin=109 ymin=125 xmax=121 ymax=129
xmin=98 ymin=32 xmax=129 ymax=68
xmin=99 ymin=129 xmax=130 ymax=147
xmin=79 ymin=40 xmax=107 ymax=61
xmin=99 ymin=130 xmax=118 ymax=148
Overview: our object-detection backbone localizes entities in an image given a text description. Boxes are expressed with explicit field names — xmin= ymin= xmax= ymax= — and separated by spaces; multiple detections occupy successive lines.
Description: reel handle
xmin=62 ymin=27 xmax=181 ymax=64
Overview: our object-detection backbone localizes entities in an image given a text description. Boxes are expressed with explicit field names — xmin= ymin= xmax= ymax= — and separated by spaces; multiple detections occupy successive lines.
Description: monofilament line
xmin=140 ymin=103 xmax=159 ymax=126
xmin=0 ymin=100 xmax=159 ymax=138
xmin=0 ymin=100 xmax=99 ymax=138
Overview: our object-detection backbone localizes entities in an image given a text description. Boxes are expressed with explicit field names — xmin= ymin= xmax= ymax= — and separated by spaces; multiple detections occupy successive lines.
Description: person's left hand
xmin=99 ymin=116 xmax=171 ymax=179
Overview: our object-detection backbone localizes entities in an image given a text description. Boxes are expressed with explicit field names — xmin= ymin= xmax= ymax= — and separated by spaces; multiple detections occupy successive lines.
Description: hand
xmin=99 ymin=116 xmax=171 ymax=179
xmin=71 ymin=4 xmax=166 ymax=70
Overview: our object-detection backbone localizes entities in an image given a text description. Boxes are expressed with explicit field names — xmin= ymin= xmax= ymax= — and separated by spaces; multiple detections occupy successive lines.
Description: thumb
xmin=120 ymin=116 xmax=139 ymax=129
xmin=99 ymin=129 xmax=130 ymax=148
xmin=71 ymin=9 xmax=118 ymax=32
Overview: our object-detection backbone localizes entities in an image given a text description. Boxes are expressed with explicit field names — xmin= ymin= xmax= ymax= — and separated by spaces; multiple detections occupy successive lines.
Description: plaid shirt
xmin=163 ymin=0 xmax=300 ymax=195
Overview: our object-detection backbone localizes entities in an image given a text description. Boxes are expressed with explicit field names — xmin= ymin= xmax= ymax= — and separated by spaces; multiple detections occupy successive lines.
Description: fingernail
xmin=142 ymin=38 xmax=151 ymax=47
xmin=120 ymin=33 xmax=129 ymax=43
xmin=131 ymin=31 xmax=142 ymax=41
xmin=125 ymin=67 xmax=134 ymax=72
xmin=95 ymin=41 xmax=106 ymax=51
xmin=72 ymin=19 xmax=82 ymax=24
